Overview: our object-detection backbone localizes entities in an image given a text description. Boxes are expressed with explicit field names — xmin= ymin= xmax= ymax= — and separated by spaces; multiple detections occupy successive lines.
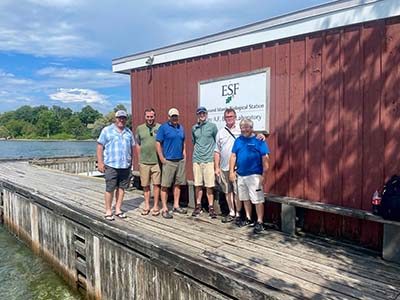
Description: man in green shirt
xmin=191 ymin=106 xmax=218 ymax=218
xmin=135 ymin=108 xmax=161 ymax=216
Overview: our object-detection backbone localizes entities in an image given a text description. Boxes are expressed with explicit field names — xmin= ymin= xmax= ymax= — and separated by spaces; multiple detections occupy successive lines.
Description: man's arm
xmin=214 ymin=151 xmax=221 ymax=176
xmin=156 ymin=141 xmax=166 ymax=164
xmin=260 ymin=154 xmax=270 ymax=185
xmin=96 ymin=143 xmax=105 ymax=173
xmin=229 ymin=153 xmax=237 ymax=182
xmin=182 ymin=142 xmax=186 ymax=160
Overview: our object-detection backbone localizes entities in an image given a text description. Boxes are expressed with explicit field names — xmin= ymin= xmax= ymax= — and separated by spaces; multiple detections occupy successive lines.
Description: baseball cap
xmin=196 ymin=106 xmax=207 ymax=114
xmin=115 ymin=110 xmax=128 ymax=118
xmin=168 ymin=108 xmax=180 ymax=117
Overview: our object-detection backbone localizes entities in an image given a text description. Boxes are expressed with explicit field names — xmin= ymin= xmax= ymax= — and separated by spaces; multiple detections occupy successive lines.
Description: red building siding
xmin=130 ymin=17 xmax=400 ymax=249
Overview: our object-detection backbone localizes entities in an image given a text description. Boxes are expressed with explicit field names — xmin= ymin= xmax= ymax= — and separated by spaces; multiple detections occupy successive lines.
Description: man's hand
xmin=256 ymin=133 xmax=266 ymax=141
xmin=98 ymin=161 xmax=105 ymax=173
xmin=215 ymin=167 xmax=221 ymax=177
xmin=229 ymin=171 xmax=236 ymax=183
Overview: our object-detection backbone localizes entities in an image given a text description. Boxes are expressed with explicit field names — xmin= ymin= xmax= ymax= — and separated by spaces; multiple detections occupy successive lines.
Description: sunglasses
xmin=149 ymin=127 xmax=153 ymax=136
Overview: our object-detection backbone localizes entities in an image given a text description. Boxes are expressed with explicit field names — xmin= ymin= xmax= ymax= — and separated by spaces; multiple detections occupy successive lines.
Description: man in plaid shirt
xmin=97 ymin=110 xmax=136 ymax=221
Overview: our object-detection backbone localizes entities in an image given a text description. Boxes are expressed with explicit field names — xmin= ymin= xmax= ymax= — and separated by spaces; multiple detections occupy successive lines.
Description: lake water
xmin=0 ymin=140 xmax=97 ymax=159
xmin=0 ymin=140 xmax=93 ymax=299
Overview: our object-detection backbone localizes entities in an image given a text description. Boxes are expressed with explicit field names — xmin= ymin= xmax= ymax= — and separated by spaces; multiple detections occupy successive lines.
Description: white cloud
xmin=49 ymin=88 xmax=106 ymax=104
xmin=36 ymin=67 xmax=129 ymax=89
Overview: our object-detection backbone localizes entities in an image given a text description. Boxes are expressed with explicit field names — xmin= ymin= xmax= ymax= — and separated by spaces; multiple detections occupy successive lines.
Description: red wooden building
xmin=113 ymin=0 xmax=400 ymax=249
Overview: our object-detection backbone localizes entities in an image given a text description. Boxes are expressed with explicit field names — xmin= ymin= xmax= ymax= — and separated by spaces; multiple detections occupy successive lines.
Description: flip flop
xmin=104 ymin=214 xmax=115 ymax=221
xmin=141 ymin=209 xmax=150 ymax=216
xmin=115 ymin=212 xmax=127 ymax=219
xmin=152 ymin=209 xmax=160 ymax=216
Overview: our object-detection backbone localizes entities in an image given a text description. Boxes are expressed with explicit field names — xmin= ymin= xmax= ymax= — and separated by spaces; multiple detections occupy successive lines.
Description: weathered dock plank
xmin=1 ymin=161 xmax=399 ymax=300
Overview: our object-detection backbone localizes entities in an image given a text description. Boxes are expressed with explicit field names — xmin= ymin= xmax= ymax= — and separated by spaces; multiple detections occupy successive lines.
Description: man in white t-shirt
xmin=214 ymin=108 xmax=242 ymax=224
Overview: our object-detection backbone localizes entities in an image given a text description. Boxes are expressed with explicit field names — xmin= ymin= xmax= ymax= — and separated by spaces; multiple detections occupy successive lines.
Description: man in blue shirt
xmin=156 ymin=108 xmax=187 ymax=219
xmin=97 ymin=110 xmax=136 ymax=221
xmin=229 ymin=118 xmax=270 ymax=233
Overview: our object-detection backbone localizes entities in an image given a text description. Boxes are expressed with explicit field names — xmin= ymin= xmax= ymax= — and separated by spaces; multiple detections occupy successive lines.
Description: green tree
xmin=0 ymin=126 xmax=10 ymax=139
xmin=113 ymin=104 xmax=127 ymax=112
xmin=4 ymin=119 xmax=29 ymax=138
xmin=63 ymin=115 xmax=85 ymax=138
xmin=0 ymin=111 xmax=17 ymax=126
xmin=36 ymin=110 xmax=61 ymax=137
xmin=14 ymin=105 xmax=34 ymax=123
xmin=52 ymin=105 xmax=73 ymax=122
xmin=31 ymin=105 xmax=49 ymax=124
xmin=79 ymin=105 xmax=102 ymax=126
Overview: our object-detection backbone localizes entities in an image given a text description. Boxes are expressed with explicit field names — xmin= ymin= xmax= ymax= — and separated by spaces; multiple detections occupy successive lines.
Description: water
xmin=0 ymin=140 xmax=96 ymax=159
xmin=0 ymin=224 xmax=82 ymax=300
xmin=0 ymin=140 xmax=92 ymax=299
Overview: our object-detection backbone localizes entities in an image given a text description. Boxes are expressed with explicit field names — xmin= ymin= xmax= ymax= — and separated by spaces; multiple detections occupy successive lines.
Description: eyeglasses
xmin=117 ymin=117 xmax=127 ymax=121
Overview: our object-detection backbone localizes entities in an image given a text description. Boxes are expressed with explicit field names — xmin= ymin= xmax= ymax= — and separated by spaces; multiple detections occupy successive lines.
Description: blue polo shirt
xmin=231 ymin=135 xmax=270 ymax=176
xmin=156 ymin=122 xmax=185 ymax=160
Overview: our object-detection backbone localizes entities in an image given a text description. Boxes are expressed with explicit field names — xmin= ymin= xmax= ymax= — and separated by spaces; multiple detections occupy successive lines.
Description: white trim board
xmin=112 ymin=0 xmax=400 ymax=74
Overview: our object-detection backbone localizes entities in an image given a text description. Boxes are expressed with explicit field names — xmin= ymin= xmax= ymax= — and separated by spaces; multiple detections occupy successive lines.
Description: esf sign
xmin=222 ymin=83 xmax=239 ymax=96
xmin=198 ymin=69 xmax=270 ymax=132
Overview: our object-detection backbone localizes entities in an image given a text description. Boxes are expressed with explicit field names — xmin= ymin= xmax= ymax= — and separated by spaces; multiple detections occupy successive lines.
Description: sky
xmin=0 ymin=0 xmax=332 ymax=115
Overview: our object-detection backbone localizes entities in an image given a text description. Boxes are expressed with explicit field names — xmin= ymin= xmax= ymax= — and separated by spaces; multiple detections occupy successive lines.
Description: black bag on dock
xmin=380 ymin=175 xmax=400 ymax=221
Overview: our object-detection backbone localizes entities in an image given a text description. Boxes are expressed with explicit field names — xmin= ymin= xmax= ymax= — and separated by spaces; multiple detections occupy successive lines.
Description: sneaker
xmin=254 ymin=222 xmax=264 ymax=233
xmin=173 ymin=207 xmax=187 ymax=214
xmin=191 ymin=204 xmax=202 ymax=217
xmin=234 ymin=216 xmax=242 ymax=227
xmin=162 ymin=210 xmax=173 ymax=219
xmin=208 ymin=205 xmax=217 ymax=219
xmin=241 ymin=218 xmax=255 ymax=227
xmin=221 ymin=215 xmax=234 ymax=223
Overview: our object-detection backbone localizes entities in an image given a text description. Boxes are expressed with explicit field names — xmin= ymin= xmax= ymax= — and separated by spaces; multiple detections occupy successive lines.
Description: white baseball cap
xmin=168 ymin=108 xmax=179 ymax=117
xmin=115 ymin=110 xmax=128 ymax=117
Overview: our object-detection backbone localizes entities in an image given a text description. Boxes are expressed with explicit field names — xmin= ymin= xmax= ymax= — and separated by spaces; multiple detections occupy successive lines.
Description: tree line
xmin=0 ymin=104 xmax=131 ymax=140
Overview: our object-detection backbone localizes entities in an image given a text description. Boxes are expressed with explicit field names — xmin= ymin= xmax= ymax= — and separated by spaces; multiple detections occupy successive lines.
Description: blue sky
xmin=0 ymin=0 xmax=332 ymax=114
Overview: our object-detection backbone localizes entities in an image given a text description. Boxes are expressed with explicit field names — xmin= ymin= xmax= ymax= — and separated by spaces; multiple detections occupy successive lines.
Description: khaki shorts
xmin=217 ymin=170 xmax=238 ymax=194
xmin=193 ymin=162 xmax=215 ymax=187
xmin=161 ymin=159 xmax=186 ymax=187
xmin=237 ymin=174 xmax=265 ymax=204
xmin=139 ymin=163 xmax=161 ymax=187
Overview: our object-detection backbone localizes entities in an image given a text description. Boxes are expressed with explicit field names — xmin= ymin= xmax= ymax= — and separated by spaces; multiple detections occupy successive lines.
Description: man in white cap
xmin=156 ymin=108 xmax=187 ymax=219
xmin=97 ymin=110 xmax=136 ymax=221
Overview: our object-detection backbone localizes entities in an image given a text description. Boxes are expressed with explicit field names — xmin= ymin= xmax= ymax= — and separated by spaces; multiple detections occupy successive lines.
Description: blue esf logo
xmin=222 ymin=83 xmax=239 ymax=104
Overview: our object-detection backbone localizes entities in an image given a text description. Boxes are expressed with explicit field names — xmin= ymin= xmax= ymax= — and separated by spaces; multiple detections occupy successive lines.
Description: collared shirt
xmin=156 ymin=122 xmax=185 ymax=160
xmin=232 ymin=135 xmax=270 ymax=176
xmin=97 ymin=124 xmax=135 ymax=169
xmin=135 ymin=123 xmax=161 ymax=164
xmin=192 ymin=121 xmax=218 ymax=163
xmin=214 ymin=124 xmax=241 ymax=171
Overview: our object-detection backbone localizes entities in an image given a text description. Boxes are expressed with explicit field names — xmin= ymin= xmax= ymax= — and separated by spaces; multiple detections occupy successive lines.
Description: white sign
xmin=198 ymin=69 xmax=270 ymax=132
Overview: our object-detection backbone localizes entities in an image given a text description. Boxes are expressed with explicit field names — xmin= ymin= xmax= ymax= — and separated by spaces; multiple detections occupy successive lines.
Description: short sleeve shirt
xmin=135 ymin=123 xmax=161 ymax=164
xmin=214 ymin=125 xmax=241 ymax=171
xmin=231 ymin=135 xmax=270 ymax=176
xmin=97 ymin=124 xmax=135 ymax=169
xmin=192 ymin=121 xmax=218 ymax=163
xmin=156 ymin=122 xmax=185 ymax=160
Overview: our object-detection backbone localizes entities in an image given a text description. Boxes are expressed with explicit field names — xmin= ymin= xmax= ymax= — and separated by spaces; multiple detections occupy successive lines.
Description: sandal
xmin=104 ymin=214 xmax=115 ymax=221
xmin=152 ymin=209 xmax=160 ymax=216
xmin=141 ymin=209 xmax=150 ymax=216
xmin=115 ymin=212 xmax=127 ymax=219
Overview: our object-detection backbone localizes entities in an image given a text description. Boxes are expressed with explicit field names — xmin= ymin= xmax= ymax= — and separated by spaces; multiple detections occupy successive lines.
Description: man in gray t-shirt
xmin=191 ymin=106 xmax=218 ymax=218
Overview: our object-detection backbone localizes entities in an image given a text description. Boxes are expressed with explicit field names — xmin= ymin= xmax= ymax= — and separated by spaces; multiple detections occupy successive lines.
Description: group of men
xmin=96 ymin=106 xmax=270 ymax=233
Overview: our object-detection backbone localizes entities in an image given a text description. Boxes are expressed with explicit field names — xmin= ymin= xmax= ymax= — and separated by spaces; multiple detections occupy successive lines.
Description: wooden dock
xmin=1 ymin=161 xmax=400 ymax=300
